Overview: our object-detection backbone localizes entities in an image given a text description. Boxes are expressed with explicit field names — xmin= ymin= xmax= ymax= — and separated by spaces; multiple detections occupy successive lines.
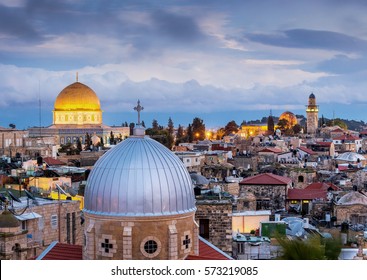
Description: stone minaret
xmin=306 ymin=93 xmax=319 ymax=135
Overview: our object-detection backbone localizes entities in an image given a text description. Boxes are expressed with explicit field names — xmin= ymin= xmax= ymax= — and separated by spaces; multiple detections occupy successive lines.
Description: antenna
xmin=55 ymin=184 xmax=68 ymax=196
xmin=39 ymin=79 xmax=42 ymax=137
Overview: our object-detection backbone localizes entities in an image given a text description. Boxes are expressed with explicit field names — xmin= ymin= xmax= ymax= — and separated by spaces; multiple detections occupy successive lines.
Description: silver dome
xmin=84 ymin=136 xmax=196 ymax=217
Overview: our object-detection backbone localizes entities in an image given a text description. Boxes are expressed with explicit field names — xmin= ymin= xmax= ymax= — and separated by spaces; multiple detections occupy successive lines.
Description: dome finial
xmin=134 ymin=99 xmax=144 ymax=125
xmin=133 ymin=100 xmax=145 ymax=136
xmin=76 ymin=72 xmax=79 ymax=82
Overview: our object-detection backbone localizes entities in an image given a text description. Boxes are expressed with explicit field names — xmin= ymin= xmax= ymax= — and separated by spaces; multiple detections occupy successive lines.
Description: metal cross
xmin=134 ymin=100 xmax=144 ymax=125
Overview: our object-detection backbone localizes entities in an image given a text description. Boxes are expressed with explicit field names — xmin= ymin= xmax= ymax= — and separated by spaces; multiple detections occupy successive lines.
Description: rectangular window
xmin=66 ymin=213 xmax=71 ymax=244
xmin=72 ymin=212 xmax=76 ymax=244
xmin=51 ymin=215 xmax=58 ymax=229
xmin=21 ymin=220 xmax=27 ymax=231
xmin=199 ymin=219 xmax=209 ymax=239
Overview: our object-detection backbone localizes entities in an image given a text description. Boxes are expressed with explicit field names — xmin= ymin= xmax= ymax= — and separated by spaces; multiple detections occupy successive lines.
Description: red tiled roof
xmin=287 ymin=189 xmax=327 ymax=200
xmin=187 ymin=237 xmax=232 ymax=260
xmin=305 ymin=182 xmax=340 ymax=191
xmin=258 ymin=148 xmax=283 ymax=153
xmin=37 ymin=242 xmax=83 ymax=260
xmin=297 ymin=147 xmax=317 ymax=155
xmin=360 ymin=130 xmax=367 ymax=135
xmin=333 ymin=135 xmax=360 ymax=141
xmin=43 ymin=157 xmax=66 ymax=166
xmin=315 ymin=142 xmax=332 ymax=147
xmin=331 ymin=128 xmax=344 ymax=133
xmin=38 ymin=237 xmax=232 ymax=260
xmin=240 ymin=173 xmax=292 ymax=185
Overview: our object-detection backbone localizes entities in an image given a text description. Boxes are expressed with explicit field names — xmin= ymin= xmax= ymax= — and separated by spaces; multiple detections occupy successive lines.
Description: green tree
xmin=84 ymin=133 xmax=92 ymax=150
xmin=224 ymin=120 xmax=239 ymax=136
xmin=277 ymin=119 xmax=289 ymax=132
xmin=187 ymin=124 xmax=193 ymax=143
xmin=152 ymin=119 xmax=159 ymax=130
xmin=129 ymin=123 xmax=135 ymax=135
xmin=326 ymin=118 xmax=347 ymax=130
xmin=168 ymin=117 xmax=174 ymax=136
xmin=216 ymin=128 xmax=225 ymax=140
xmin=276 ymin=234 xmax=342 ymax=260
xmin=175 ymin=124 xmax=185 ymax=145
xmin=292 ymin=124 xmax=302 ymax=134
xmin=76 ymin=138 xmax=82 ymax=153
xmin=192 ymin=117 xmax=205 ymax=141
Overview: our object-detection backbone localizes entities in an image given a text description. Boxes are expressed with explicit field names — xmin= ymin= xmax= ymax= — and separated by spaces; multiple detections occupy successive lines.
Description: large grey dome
xmin=84 ymin=136 xmax=196 ymax=217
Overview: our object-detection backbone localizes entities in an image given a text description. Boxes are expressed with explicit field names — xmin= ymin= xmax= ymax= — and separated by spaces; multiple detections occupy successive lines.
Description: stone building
xmin=83 ymin=124 xmax=199 ymax=260
xmin=239 ymin=173 xmax=292 ymax=212
xmin=0 ymin=127 xmax=28 ymax=157
xmin=0 ymin=197 xmax=82 ymax=260
xmin=306 ymin=93 xmax=319 ymax=135
xmin=29 ymin=78 xmax=129 ymax=146
xmin=195 ymin=199 xmax=233 ymax=255
xmin=288 ymin=169 xmax=317 ymax=189
xmin=333 ymin=191 xmax=367 ymax=226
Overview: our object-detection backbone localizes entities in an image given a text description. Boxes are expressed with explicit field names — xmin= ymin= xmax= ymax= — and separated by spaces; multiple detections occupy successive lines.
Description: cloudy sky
xmin=1 ymin=0 xmax=367 ymax=129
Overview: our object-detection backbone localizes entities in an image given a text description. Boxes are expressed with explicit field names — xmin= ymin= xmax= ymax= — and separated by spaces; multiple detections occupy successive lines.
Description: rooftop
xmin=240 ymin=173 xmax=292 ymax=185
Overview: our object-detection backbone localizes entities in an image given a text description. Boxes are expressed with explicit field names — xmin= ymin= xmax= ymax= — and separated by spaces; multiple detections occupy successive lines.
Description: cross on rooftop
xmin=134 ymin=100 xmax=144 ymax=125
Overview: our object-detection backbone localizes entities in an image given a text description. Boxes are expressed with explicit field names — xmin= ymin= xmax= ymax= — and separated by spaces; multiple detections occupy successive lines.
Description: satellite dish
xmin=7 ymin=190 xmax=21 ymax=203
xmin=24 ymin=189 xmax=36 ymax=200
xmin=0 ymin=193 xmax=8 ymax=203
xmin=55 ymin=184 xmax=68 ymax=196
xmin=24 ymin=189 xmax=39 ymax=205
xmin=67 ymin=188 xmax=77 ymax=197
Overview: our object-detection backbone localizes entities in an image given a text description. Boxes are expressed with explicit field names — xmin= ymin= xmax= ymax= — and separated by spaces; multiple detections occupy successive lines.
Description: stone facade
xmin=306 ymin=94 xmax=319 ymax=135
xmin=195 ymin=200 xmax=233 ymax=255
xmin=0 ymin=199 xmax=82 ymax=260
xmin=333 ymin=204 xmax=367 ymax=226
xmin=239 ymin=183 xmax=290 ymax=211
xmin=83 ymin=212 xmax=198 ymax=260
xmin=288 ymin=170 xmax=317 ymax=189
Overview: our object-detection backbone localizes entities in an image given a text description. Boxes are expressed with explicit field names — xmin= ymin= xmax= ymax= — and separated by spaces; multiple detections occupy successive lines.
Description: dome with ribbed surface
xmin=54 ymin=82 xmax=101 ymax=111
xmin=84 ymin=136 xmax=196 ymax=217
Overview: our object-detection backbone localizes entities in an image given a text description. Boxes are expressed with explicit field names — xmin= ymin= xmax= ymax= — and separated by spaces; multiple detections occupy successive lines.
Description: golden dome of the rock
xmin=54 ymin=82 xmax=101 ymax=111
xmin=278 ymin=111 xmax=298 ymax=128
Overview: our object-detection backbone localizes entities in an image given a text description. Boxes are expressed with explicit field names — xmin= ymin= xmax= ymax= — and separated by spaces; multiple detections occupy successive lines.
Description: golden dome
xmin=54 ymin=82 xmax=101 ymax=111
xmin=279 ymin=111 xmax=298 ymax=128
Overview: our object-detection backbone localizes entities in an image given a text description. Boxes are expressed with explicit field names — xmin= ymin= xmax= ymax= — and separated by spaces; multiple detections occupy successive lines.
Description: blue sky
xmin=1 ymin=0 xmax=367 ymax=129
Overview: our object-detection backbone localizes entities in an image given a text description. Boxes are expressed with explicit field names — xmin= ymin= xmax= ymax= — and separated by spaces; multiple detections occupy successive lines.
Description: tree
xmin=186 ymin=124 xmax=193 ymax=143
xmin=76 ymin=138 xmax=82 ymax=153
xmin=292 ymin=124 xmax=302 ymax=134
xmin=167 ymin=117 xmax=174 ymax=135
xmin=110 ymin=131 xmax=115 ymax=145
xmin=326 ymin=118 xmax=347 ymax=130
xmin=152 ymin=119 xmax=159 ymax=130
xmin=277 ymin=119 xmax=289 ymax=131
xmin=9 ymin=123 xmax=16 ymax=129
xmin=192 ymin=117 xmax=205 ymax=141
xmin=216 ymin=128 xmax=225 ymax=140
xmin=224 ymin=120 xmax=239 ymax=136
xmin=129 ymin=123 xmax=135 ymax=135
xmin=276 ymin=234 xmax=341 ymax=260
xmin=84 ymin=133 xmax=92 ymax=150
xmin=175 ymin=124 xmax=185 ymax=145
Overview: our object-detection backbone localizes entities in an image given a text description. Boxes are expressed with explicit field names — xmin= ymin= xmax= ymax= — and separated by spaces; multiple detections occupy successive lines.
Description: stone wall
xmin=84 ymin=212 xmax=198 ymax=260
xmin=195 ymin=200 xmax=233 ymax=255
xmin=239 ymin=184 xmax=289 ymax=211
xmin=288 ymin=170 xmax=317 ymax=189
